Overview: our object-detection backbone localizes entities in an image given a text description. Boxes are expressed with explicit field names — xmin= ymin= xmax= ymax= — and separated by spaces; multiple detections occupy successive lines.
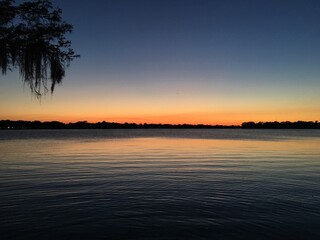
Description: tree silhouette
xmin=0 ymin=0 xmax=79 ymax=97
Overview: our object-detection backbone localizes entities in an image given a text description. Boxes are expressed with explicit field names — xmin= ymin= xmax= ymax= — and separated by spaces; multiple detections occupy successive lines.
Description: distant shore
xmin=0 ymin=120 xmax=319 ymax=129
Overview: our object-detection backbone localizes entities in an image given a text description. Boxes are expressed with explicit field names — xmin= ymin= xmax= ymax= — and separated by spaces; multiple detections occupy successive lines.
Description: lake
xmin=0 ymin=129 xmax=319 ymax=239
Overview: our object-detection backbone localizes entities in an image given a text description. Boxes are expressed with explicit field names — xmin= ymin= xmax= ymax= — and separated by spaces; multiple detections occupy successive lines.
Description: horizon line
xmin=1 ymin=119 xmax=319 ymax=129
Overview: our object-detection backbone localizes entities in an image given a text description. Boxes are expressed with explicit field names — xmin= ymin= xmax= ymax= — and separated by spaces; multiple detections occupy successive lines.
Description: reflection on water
xmin=0 ymin=130 xmax=320 ymax=240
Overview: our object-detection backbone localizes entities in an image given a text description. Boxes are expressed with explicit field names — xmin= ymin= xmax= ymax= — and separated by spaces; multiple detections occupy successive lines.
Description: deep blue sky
xmin=1 ymin=0 xmax=320 ymax=124
xmin=58 ymin=0 xmax=320 ymax=80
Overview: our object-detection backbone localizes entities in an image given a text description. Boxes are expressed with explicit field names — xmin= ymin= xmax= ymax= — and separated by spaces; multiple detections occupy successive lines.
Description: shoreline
xmin=1 ymin=120 xmax=319 ymax=129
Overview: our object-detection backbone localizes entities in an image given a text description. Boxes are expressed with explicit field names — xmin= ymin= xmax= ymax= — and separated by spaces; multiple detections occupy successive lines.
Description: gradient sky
xmin=1 ymin=0 xmax=320 ymax=124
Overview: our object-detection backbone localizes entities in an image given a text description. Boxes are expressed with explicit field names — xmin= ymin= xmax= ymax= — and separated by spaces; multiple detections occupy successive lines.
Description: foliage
xmin=0 ymin=120 xmax=241 ymax=129
xmin=241 ymin=121 xmax=320 ymax=129
xmin=1 ymin=120 xmax=319 ymax=129
xmin=0 ymin=0 xmax=79 ymax=97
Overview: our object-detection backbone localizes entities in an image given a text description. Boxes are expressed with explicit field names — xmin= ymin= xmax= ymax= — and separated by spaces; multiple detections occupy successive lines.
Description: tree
xmin=0 ymin=0 xmax=79 ymax=97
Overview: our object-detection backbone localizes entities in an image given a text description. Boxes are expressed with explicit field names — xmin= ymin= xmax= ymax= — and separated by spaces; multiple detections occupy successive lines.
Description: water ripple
xmin=0 ymin=130 xmax=320 ymax=239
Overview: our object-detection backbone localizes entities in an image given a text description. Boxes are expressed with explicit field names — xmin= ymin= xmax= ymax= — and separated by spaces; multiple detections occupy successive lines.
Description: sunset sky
xmin=1 ymin=0 xmax=320 ymax=125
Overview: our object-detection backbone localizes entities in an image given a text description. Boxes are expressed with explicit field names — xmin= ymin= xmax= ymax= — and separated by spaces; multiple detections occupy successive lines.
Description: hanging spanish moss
xmin=0 ymin=0 xmax=79 ymax=98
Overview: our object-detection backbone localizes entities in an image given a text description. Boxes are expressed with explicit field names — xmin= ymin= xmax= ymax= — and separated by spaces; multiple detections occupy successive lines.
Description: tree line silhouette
xmin=241 ymin=121 xmax=319 ymax=129
xmin=0 ymin=120 xmax=319 ymax=129
xmin=0 ymin=120 xmax=238 ymax=129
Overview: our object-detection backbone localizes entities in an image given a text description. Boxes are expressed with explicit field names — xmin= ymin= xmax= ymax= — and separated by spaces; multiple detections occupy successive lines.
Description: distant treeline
xmin=0 ymin=120 xmax=319 ymax=129
xmin=0 ymin=120 xmax=238 ymax=129
xmin=242 ymin=121 xmax=319 ymax=129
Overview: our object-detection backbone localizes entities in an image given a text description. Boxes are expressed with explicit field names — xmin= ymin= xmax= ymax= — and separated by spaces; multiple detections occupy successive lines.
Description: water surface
xmin=0 ymin=129 xmax=320 ymax=239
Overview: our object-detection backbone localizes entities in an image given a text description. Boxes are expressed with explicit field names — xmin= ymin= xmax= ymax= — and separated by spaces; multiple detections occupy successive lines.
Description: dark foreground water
xmin=0 ymin=129 xmax=320 ymax=240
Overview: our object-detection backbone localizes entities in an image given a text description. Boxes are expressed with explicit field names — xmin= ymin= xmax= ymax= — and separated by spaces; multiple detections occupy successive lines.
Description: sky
xmin=1 ymin=0 xmax=320 ymax=125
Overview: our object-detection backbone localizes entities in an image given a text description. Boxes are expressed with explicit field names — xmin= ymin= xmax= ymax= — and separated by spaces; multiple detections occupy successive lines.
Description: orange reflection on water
xmin=1 ymin=137 xmax=319 ymax=166
xmin=41 ymin=137 xmax=320 ymax=165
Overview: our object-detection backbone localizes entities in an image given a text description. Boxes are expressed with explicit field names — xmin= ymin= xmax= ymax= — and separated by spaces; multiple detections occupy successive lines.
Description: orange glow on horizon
xmin=1 ymin=84 xmax=319 ymax=126
xmin=2 ymin=110 xmax=319 ymax=126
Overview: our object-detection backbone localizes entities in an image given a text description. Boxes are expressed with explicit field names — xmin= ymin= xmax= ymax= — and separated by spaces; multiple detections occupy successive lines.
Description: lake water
xmin=0 ymin=129 xmax=320 ymax=239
